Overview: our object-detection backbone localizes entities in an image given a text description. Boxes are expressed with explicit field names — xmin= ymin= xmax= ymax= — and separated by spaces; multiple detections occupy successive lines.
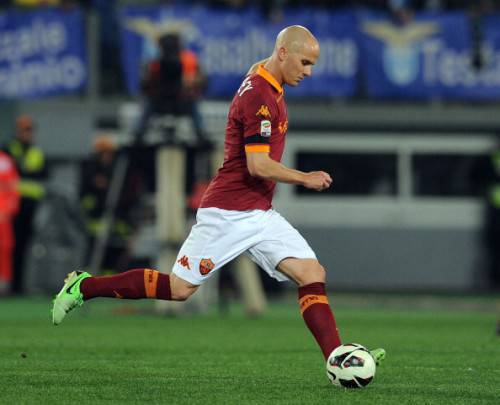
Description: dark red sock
xmin=298 ymin=282 xmax=341 ymax=360
xmin=81 ymin=269 xmax=171 ymax=301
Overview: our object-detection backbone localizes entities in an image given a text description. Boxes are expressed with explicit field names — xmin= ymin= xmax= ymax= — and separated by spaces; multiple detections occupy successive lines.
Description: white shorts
xmin=172 ymin=207 xmax=317 ymax=285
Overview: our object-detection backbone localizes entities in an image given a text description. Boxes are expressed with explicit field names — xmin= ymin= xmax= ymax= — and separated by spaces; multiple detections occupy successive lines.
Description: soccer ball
xmin=326 ymin=343 xmax=376 ymax=388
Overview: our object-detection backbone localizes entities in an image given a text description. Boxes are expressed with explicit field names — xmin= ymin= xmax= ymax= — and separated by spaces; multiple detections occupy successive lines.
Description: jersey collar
xmin=256 ymin=65 xmax=284 ymax=94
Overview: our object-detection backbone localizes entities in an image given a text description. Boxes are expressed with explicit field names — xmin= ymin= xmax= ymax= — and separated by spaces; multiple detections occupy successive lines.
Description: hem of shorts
xmin=199 ymin=203 xmax=273 ymax=211
xmin=271 ymin=253 xmax=318 ymax=271
xmin=172 ymin=267 xmax=203 ymax=286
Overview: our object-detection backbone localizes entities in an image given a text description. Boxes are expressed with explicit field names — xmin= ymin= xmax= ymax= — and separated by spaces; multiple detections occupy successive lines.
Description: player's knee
xmin=170 ymin=283 xmax=198 ymax=301
xmin=169 ymin=274 xmax=198 ymax=301
xmin=171 ymin=287 xmax=194 ymax=301
xmin=295 ymin=261 xmax=326 ymax=286
xmin=308 ymin=262 xmax=326 ymax=284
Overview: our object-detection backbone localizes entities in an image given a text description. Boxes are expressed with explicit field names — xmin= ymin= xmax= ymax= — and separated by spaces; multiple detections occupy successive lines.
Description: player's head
xmin=15 ymin=115 xmax=35 ymax=145
xmin=158 ymin=33 xmax=181 ymax=58
xmin=93 ymin=134 xmax=117 ymax=164
xmin=272 ymin=25 xmax=320 ymax=86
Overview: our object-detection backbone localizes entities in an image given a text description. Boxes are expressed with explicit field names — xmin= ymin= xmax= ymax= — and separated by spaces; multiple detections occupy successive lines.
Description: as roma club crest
xmin=199 ymin=258 xmax=215 ymax=275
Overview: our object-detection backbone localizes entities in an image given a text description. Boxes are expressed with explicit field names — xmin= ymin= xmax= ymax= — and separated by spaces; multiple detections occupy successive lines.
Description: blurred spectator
xmin=3 ymin=115 xmax=47 ymax=295
xmin=13 ymin=0 xmax=60 ymax=6
xmin=423 ymin=0 xmax=443 ymax=11
xmin=0 ymin=152 xmax=19 ymax=296
xmin=467 ymin=0 xmax=500 ymax=72
xmin=209 ymin=0 xmax=248 ymax=7
xmin=180 ymin=41 xmax=209 ymax=140
xmin=80 ymin=134 xmax=144 ymax=273
xmin=7 ymin=0 xmax=84 ymax=10
xmin=388 ymin=0 xmax=415 ymax=24
xmin=134 ymin=32 xmax=208 ymax=143
xmin=257 ymin=0 xmax=286 ymax=23
xmin=484 ymin=142 xmax=500 ymax=291
xmin=93 ymin=0 xmax=123 ymax=94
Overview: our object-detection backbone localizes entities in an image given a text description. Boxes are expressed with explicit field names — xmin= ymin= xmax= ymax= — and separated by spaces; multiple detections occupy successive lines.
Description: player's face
xmin=17 ymin=127 xmax=34 ymax=144
xmin=281 ymin=41 xmax=320 ymax=87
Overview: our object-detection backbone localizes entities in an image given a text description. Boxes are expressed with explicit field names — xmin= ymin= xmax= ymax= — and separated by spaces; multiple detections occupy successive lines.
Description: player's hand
xmin=303 ymin=171 xmax=332 ymax=191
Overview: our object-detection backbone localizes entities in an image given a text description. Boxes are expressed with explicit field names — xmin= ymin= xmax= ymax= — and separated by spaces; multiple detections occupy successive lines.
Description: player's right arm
xmin=238 ymin=75 xmax=331 ymax=191
xmin=246 ymin=152 xmax=332 ymax=191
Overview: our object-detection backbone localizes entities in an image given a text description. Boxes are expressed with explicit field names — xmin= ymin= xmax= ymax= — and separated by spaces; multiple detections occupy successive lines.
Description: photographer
xmin=134 ymin=32 xmax=208 ymax=144
xmin=134 ymin=33 xmax=183 ymax=143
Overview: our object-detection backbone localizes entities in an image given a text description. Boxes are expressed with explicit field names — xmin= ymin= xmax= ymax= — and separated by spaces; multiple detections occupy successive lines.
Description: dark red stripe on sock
xmin=81 ymin=269 xmax=171 ymax=301
xmin=156 ymin=272 xmax=171 ymax=300
xmin=298 ymin=282 xmax=341 ymax=359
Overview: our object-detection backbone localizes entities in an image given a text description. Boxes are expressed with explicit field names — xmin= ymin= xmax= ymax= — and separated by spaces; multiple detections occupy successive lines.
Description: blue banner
xmin=119 ymin=5 xmax=358 ymax=98
xmin=358 ymin=11 xmax=500 ymax=99
xmin=0 ymin=9 xmax=87 ymax=99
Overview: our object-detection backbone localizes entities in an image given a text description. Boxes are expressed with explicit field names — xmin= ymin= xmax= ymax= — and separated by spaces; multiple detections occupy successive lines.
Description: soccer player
xmin=52 ymin=25 xmax=385 ymax=364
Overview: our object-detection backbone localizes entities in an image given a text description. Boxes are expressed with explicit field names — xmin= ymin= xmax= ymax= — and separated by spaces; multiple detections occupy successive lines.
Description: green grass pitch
xmin=0 ymin=295 xmax=498 ymax=404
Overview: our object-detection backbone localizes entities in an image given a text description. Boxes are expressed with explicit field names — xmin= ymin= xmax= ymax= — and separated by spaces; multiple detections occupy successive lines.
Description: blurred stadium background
xmin=1 ymin=1 xmax=500 ymax=403
xmin=1 ymin=2 xmax=500 ymax=315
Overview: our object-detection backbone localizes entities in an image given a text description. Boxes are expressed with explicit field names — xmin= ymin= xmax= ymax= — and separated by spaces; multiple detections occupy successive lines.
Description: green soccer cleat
xmin=52 ymin=271 xmax=91 ymax=325
xmin=370 ymin=348 xmax=386 ymax=365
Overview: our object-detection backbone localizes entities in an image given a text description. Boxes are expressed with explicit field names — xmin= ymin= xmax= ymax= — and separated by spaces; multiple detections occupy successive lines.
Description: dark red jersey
xmin=200 ymin=65 xmax=288 ymax=211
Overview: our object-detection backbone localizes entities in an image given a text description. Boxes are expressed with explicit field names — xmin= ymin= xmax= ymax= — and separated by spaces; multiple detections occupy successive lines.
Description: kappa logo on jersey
xmin=260 ymin=120 xmax=272 ymax=137
xmin=279 ymin=119 xmax=288 ymax=135
xmin=256 ymin=105 xmax=271 ymax=118
xmin=177 ymin=255 xmax=191 ymax=270
xmin=237 ymin=77 xmax=253 ymax=97
xmin=199 ymin=258 xmax=215 ymax=275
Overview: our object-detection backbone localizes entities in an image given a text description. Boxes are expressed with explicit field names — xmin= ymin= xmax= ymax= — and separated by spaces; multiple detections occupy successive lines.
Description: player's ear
xmin=278 ymin=46 xmax=287 ymax=61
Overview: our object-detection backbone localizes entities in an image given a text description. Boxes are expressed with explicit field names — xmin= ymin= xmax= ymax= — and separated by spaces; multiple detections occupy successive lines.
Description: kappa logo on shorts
xmin=199 ymin=258 xmax=215 ymax=275
xmin=256 ymin=104 xmax=271 ymax=119
xmin=177 ymin=255 xmax=191 ymax=270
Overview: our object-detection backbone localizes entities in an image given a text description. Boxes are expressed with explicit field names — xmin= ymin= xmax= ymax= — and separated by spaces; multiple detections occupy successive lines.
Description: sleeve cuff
xmin=245 ymin=144 xmax=271 ymax=153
